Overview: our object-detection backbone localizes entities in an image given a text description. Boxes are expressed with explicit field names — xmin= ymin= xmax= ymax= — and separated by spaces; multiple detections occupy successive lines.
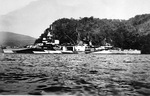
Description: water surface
xmin=0 ymin=54 xmax=150 ymax=96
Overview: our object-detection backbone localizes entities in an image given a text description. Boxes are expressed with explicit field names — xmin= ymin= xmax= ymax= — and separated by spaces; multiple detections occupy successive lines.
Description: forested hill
xmin=128 ymin=14 xmax=150 ymax=35
xmin=35 ymin=14 xmax=150 ymax=54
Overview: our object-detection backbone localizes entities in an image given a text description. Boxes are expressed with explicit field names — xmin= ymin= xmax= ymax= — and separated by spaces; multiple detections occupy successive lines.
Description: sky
xmin=0 ymin=0 xmax=37 ymax=15
xmin=0 ymin=0 xmax=150 ymax=38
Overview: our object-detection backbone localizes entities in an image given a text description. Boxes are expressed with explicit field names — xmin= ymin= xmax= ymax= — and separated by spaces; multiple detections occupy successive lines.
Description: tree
xmin=51 ymin=18 xmax=78 ymax=45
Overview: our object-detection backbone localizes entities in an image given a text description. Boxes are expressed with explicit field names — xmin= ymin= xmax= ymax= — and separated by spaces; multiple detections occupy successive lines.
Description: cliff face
xmin=0 ymin=32 xmax=36 ymax=48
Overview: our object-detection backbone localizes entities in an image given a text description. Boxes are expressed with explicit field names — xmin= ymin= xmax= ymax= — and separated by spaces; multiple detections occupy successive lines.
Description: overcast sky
xmin=0 ymin=0 xmax=36 ymax=15
xmin=0 ymin=0 xmax=150 ymax=38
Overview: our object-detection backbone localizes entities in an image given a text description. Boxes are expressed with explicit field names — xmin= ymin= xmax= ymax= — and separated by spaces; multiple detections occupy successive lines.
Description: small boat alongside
xmin=92 ymin=50 xmax=112 ymax=54
xmin=87 ymin=46 xmax=141 ymax=54
xmin=91 ymin=49 xmax=141 ymax=54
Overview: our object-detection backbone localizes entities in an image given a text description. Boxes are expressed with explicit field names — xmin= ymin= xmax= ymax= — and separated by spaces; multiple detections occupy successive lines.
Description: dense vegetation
xmin=35 ymin=14 xmax=150 ymax=54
